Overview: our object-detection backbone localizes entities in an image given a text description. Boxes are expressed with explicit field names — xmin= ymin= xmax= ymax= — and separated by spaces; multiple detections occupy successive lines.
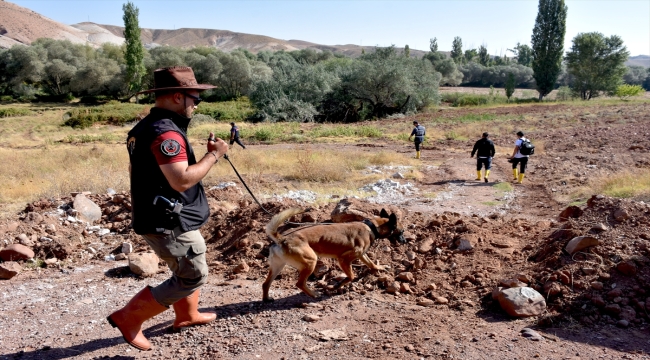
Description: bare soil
xmin=2 ymin=102 xmax=650 ymax=359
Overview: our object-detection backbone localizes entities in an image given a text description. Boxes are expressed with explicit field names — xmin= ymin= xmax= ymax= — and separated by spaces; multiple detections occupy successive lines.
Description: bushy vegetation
xmin=440 ymin=92 xmax=539 ymax=107
xmin=63 ymin=102 xmax=149 ymax=128
xmin=194 ymin=97 xmax=256 ymax=121
xmin=615 ymin=84 xmax=645 ymax=100
xmin=0 ymin=107 xmax=32 ymax=118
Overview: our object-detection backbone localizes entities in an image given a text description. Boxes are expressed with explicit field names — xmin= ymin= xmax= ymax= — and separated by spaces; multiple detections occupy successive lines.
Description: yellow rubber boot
xmin=512 ymin=168 xmax=518 ymax=181
xmin=475 ymin=171 xmax=481 ymax=181
xmin=518 ymin=173 xmax=525 ymax=184
xmin=415 ymin=151 xmax=421 ymax=159
xmin=484 ymin=170 xmax=490 ymax=183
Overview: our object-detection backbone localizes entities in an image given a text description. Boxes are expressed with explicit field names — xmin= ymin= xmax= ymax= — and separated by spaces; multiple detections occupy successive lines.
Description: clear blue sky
xmin=9 ymin=0 xmax=650 ymax=56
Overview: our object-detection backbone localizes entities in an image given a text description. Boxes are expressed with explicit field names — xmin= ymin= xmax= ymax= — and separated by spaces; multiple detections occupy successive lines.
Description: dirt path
xmin=1 ymin=263 xmax=648 ymax=360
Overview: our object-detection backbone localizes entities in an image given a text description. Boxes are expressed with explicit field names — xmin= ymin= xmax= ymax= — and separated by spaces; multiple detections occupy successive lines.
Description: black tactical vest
xmin=126 ymin=108 xmax=209 ymax=235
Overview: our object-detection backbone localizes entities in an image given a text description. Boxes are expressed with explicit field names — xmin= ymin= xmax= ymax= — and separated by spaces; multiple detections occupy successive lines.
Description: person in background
xmin=471 ymin=132 xmax=495 ymax=183
xmin=229 ymin=122 xmax=246 ymax=149
xmin=408 ymin=120 xmax=426 ymax=159
xmin=508 ymin=130 xmax=529 ymax=184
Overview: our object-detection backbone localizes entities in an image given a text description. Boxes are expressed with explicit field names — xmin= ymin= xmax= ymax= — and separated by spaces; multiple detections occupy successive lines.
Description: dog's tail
xmin=266 ymin=208 xmax=304 ymax=243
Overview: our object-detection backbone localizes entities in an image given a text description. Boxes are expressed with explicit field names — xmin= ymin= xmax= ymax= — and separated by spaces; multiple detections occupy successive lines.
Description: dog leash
xmin=221 ymin=153 xmax=334 ymax=227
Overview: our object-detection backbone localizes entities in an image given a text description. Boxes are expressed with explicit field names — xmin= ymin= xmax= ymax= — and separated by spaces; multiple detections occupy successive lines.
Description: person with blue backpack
xmin=508 ymin=130 xmax=534 ymax=184
xmin=408 ymin=121 xmax=426 ymax=159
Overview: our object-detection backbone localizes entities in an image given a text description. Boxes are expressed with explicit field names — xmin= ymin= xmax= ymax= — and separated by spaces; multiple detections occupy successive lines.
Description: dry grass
xmin=573 ymin=169 xmax=650 ymax=201
xmin=0 ymin=145 xmax=129 ymax=218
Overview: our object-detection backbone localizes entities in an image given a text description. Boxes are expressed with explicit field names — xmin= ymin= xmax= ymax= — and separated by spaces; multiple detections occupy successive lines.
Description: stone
xmin=24 ymin=212 xmax=43 ymax=224
xmin=417 ymin=299 xmax=435 ymax=307
xmin=617 ymin=320 xmax=629 ymax=328
xmin=427 ymin=283 xmax=437 ymax=291
xmin=493 ymin=287 xmax=546 ymax=317
xmin=44 ymin=258 xmax=58 ymax=265
xmin=613 ymin=208 xmax=629 ymax=222
xmin=0 ymin=262 xmax=22 ymax=279
xmin=499 ymin=279 xmax=527 ymax=288
xmin=406 ymin=251 xmax=416 ymax=261
xmin=413 ymin=257 xmax=426 ymax=270
xmin=590 ymin=223 xmax=608 ymax=233
xmin=114 ymin=253 xmax=127 ymax=261
xmin=404 ymin=231 xmax=416 ymax=242
xmin=592 ymin=296 xmax=606 ymax=307
xmin=232 ymin=260 xmax=250 ymax=274
xmin=386 ymin=281 xmax=400 ymax=294
xmin=16 ymin=234 xmax=33 ymax=247
xmin=73 ymin=194 xmax=102 ymax=223
xmin=582 ymin=268 xmax=597 ymax=276
xmin=418 ymin=238 xmax=434 ymax=253
xmin=455 ymin=236 xmax=475 ymax=251
xmin=301 ymin=213 xmax=316 ymax=223
xmin=619 ymin=306 xmax=636 ymax=322
xmin=45 ymin=224 xmax=56 ymax=234
xmin=0 ymin=244 xmax=34 ymax=261
xmin=605 ymin=304 xmax=621 ymax=315
xmin=112 ymin=195 xmax=124 ymax=204
xmin=617 ymin=261 xmax=637 ymax=276
xmin=252 ymin=241 xmax=265 ymax=250
xmin=318 ymin=328 xmax=348 ymax=341
xmin=559 ymin=206 xmax=583 ymax=220
xmin=591 ymin=281 xmax=604 ymax=290
xmin=392 ymin=172 xmax=405 ymax=179
xmin=543 ymin=281 xmax=562 ymax=296
xmin=121 ymin=242 xmax=133 ymax=255
xmin=302 ymin=314 xmax=320 ymax=322
xmin=521 ymin=328 xmax=543 ymax=341
xmin=397 ymin=272 xmax=414 ymax=282
xmin=490 ymin=240 xmax=514 ymax=248
xmin=435 ymin=296 xmax=449 ymax=304
xmin=330 ymin=198 xmax=371 ymax=223
xmin=400 ymin=282 xmax=411 ymax=293
xmin=128 ymin=252 xmax=159 ymax=276
xmin=565 ymin=236 xmax=599 ymax=255
xmin=404 ymin=344 xmax=414 ymax=352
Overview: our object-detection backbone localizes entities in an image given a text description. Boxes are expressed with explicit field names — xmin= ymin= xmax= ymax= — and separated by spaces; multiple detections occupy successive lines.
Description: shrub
xmin=194 ymin=97 xmax=257 ymax=121
xmin=0 ymin=95 xmax=14 ymax=102
xmin=556 ymin=86 xmax=574 ymax=101
xmin=188 ymin=114 xmax=216 ymax=128
xmin=0 ymin=107 xmax=32 ymax=117
xmin=63 ymin=103 xmax=149 ymax=128
xmin=615 ymin=84 xmax=645 ymax=101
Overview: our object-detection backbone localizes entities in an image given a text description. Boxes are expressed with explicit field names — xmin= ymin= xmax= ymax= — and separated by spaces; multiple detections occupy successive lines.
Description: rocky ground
xmin=1 ymin=102 xmax=650 ymax=359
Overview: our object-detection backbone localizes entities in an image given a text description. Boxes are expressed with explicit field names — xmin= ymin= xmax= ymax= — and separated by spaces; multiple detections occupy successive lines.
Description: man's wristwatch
xmin=206 ymin=151 xmax=218 ymax=163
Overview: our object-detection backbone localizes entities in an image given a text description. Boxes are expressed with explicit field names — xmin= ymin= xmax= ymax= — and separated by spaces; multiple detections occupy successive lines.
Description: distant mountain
xmin=0 ymin=1 xmax=426 ymax=57
xmin=626 ymin=55 xmax=650 ymax=68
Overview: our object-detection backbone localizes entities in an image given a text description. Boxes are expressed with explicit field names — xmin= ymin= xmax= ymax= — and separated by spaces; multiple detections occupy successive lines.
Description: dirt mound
xmin=525 ymin=195 xmax=650 ymax=327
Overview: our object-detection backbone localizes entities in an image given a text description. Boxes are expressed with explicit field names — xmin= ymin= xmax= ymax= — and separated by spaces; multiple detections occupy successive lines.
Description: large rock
xmin=455 ymin=235 xmax=477 ymax=251
xmin=418 ymin=238 xmax=434 ymax=253
xmin=613 ymin=208 xmax=629 ymax=222
xmin=331 ymin=198 xmax=370 ymax=223
xmin=330 ymin=198 xmax=401 ymax=223
xmin=128 ymin=252 xmax=159 ymax=276
xmin=558 ymin=206 xmax=583 ymax=220
xmin=565 ymin=236 xmax=599 ymax=255
xmin=493 ymin=287 xmax=546 ymax=317
xmin=0 ymin=262 xmax=22 ymax=279
xmin=0 ymin=244 xmax=34 ymax=261
xmin=617 ymin=261 xmax=637 ymax=276
xmin=73 ymin=194 xmax=102 ymax=223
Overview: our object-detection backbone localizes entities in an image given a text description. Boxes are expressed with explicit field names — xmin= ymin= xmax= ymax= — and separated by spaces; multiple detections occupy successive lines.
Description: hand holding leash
xmin=206 ymin=132 xmax=228 ymax=159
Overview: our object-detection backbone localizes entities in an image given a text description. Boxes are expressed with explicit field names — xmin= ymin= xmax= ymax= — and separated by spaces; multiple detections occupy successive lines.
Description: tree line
xmin=0 ymin=0 xmax=647 ymax=123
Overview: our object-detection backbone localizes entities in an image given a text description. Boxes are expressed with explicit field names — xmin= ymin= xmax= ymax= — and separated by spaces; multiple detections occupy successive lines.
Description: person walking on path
xmin=408 ymin=121 xmax=426 ymax=159
xmin=508 ymin=130 xmax=529 ymax=184
xmin=229 ymin=122 xmax=246 ymax=149
xmin=108 ymin=67 xmax=228 ymax=351
xmin=471 ymin=132 xmax=495 ymax=183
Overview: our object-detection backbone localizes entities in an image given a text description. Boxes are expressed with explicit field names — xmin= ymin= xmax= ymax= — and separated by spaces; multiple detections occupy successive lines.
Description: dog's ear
xmin=380 ymin=209 xmax=389 ymax=218
xmin=389 ymin=213 xmax=397 ymax=226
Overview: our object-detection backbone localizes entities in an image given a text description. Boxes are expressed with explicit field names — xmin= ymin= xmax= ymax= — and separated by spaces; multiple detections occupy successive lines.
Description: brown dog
xmin=262 ymin=208 xmax=406 ymax=302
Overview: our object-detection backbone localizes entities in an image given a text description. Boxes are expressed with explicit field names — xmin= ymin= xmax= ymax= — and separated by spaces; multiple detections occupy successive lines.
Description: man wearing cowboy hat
xmin=107 ymin=67 xmax=228 ymax=351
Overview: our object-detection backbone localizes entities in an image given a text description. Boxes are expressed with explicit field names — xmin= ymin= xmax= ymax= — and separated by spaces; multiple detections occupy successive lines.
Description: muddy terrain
xmin=1 ymin=102 xmax=650 ymax=359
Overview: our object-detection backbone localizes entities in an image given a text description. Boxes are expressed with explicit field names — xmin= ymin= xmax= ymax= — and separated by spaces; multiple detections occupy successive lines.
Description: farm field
xmin=1 ymin=96 xmax=650 ymax=359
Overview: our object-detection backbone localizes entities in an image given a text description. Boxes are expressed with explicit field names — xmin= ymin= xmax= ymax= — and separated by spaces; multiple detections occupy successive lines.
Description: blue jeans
xmin=476 ymin=157 xmax=492 ymax=171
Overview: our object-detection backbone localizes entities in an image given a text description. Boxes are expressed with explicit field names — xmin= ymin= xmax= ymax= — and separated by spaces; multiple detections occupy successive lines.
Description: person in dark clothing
xmin=229 ymin=122 xmax=246 ymax=149
xmin=471 ymin=132 xmax=495 ymax=183
xmin=108 ymin=67 xmax=228 ymax=351
xmin=408 ymin=121 xmax=426 ymax=159
xmin=508 ymin=130 xmax=529 ymax=184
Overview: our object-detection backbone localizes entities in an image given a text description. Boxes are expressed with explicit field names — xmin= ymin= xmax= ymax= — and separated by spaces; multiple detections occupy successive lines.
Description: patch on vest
xmin=127 ymin=136 xmax=136 ymax=155
xmin=160 ymin=139 xmax=181 ymax=156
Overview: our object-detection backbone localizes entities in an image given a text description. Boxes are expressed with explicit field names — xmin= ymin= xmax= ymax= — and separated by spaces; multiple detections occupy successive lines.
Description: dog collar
xmin=363 ymin=219 xmax=381 ymax=240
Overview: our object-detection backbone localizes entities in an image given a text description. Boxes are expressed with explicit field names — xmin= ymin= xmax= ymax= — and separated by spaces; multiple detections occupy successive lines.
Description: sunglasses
xmin=183 ymin=92 xmax=202 ymax=106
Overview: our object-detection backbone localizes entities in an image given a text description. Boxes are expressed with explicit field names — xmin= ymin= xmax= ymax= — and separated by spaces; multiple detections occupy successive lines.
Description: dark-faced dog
xmin=262 ymin=208 xmax=406 ymax=302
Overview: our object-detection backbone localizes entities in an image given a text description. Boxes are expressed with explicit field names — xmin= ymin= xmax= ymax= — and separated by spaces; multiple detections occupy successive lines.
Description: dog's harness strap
xmin=362 ymin=219 xmax=381 ymax=240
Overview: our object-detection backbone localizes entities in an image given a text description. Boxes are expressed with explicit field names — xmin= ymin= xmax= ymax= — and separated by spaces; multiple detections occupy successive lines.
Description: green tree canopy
xmin=451 ymin=37 xmax=464 ymax=64
xmin=508 ymin=43 xmax=533 ymax=67
xmin=565 ymin=32 xmax=629 ymax=100
xmin=531 ymin=0 xmax=568 ymax=100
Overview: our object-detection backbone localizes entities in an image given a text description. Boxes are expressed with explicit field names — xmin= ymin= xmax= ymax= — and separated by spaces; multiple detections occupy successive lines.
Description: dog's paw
xmin=262 ymin=297 xmax=275 ymax=303
xmin=311 ymin=291 xmax=322 ymax=298
xmin=373 ymin=265 xmax=385 ymax=271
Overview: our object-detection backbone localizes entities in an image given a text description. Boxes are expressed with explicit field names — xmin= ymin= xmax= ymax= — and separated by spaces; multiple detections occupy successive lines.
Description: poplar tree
xmin=450 ymin=37 xmax=463 ymax=64
xmin=404 ymin=44 xmax=410 ymax=58
xmin=429 ymin=38 xmax=438 ymax=53
xmin=123 ymin=2 xmax=146 ymax=96
xmin=531 ymin=0 xmax=567 ymax=100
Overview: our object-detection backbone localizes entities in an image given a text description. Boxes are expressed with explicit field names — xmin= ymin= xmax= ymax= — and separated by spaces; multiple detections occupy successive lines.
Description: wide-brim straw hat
xmin=136 ymin=66 xmax=216 ymax=95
